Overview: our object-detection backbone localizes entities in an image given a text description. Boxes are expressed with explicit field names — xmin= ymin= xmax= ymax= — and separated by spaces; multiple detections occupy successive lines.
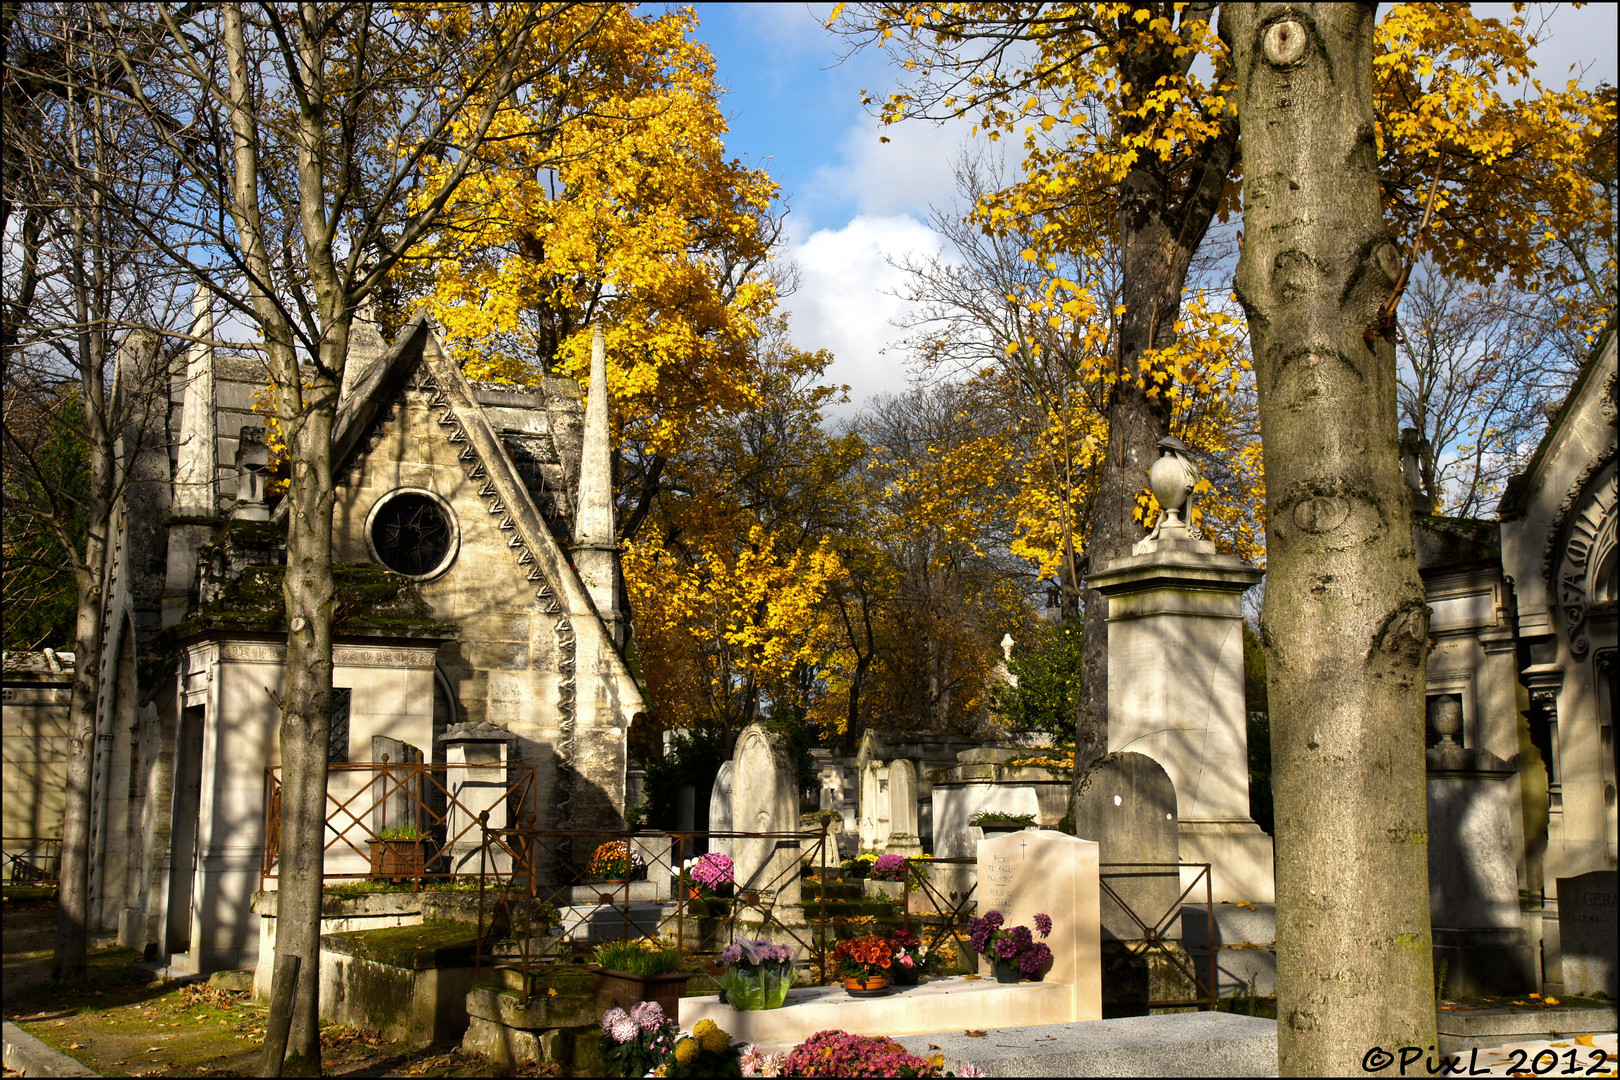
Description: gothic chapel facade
xmin=54 ymin=302 xmax=643 ymax=976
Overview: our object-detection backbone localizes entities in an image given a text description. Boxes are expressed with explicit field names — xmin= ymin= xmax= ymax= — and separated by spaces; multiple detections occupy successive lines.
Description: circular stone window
xmin=366 ymin=489 xmax=458 ymax=579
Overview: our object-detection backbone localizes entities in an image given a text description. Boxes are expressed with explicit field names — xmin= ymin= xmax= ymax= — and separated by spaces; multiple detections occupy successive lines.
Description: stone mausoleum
xmin=2 ymin=298 xmax=643 ymax=977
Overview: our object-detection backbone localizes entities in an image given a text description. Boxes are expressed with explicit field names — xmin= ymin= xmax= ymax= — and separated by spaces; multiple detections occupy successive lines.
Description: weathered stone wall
xmin=1 ymin=657 xmax=74 ymax=855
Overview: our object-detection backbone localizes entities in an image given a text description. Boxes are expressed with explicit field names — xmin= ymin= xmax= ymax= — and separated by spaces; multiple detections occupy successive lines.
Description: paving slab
xmin=1441 ymin=1031 xmax=1616 ymax=1077
xmin=3 ymin=1020 xmax=101 ymax=1077
xmin=895 ymin=1012 xmax=1278 ymax=1077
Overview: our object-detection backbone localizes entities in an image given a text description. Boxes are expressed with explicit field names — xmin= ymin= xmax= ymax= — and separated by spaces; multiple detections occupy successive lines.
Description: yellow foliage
xmin=412 ymin=5 xmax=780 ymax=456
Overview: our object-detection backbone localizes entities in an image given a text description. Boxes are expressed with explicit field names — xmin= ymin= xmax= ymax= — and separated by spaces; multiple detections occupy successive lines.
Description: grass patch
xmin=2 ymin=884 xmax=59 ymax=904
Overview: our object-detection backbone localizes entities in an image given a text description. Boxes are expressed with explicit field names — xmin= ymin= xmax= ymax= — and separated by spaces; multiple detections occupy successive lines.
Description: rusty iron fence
xmin=260 ymin=759 xmax=538 ymax=888
xmin=2 ymin=837 xmax=61 ymax=884
xmin=1099 ymin=861 xmax=1219 ymax=1010
xmin=471 ymin=821 xmax=839 ymax=1003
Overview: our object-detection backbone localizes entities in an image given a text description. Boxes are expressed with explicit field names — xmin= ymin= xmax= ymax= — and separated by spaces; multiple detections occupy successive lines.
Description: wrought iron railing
xmin=2 ymin=837 xmax=61 ymax=884
xmin=471 ymin=821 xmax=838 ymax=1003
xmin=260 ymin=759 xmax=538 ymax=887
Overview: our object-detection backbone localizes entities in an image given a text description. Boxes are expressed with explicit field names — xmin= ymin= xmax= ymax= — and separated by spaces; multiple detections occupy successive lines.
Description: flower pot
xmin=590 ymin=967 xmax=692 ymax=1018
xmin=978 ymin=822 xmax=1034 ymax=835
xmin=368 ymin=839 xmax=429 ymax=880
xmin=843 ymin=974 xmax=890 ymax=996
xmin=891 ymin=962 xmax=920 ymax=986
xmin=863 ymin=879 xmax=906 ymax=903
xmin=716 ymin=964 xmax=795 ymax=1010
xmin=992 ymin=959 xmax=1022 ymax=984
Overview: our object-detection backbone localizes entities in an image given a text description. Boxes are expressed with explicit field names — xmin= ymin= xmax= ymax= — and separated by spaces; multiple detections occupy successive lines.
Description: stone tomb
xmin=678 ymin=827 xmax=1101 ymax=1043
xmin=1070 ymin=752 xmax=1179 ymax=942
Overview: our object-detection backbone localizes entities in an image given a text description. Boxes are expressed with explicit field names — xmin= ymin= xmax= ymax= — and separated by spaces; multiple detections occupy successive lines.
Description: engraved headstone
xmin=1557 ymin=871 xmax=1617 ymax=998
xmin=730 ymin=723 xmax=802 ymax=912
xmin=858 ymin=761 xmax=889 ymax=852
xmin=976 ymin=829 xmax=1102 ymax=1021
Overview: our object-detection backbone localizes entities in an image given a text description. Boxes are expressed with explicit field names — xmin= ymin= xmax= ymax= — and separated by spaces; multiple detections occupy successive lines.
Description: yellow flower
xmin=674 ymin=1038 xmax=700 ymax=1065
xmin=699 ymin=1025 xmax=731 ymax=1053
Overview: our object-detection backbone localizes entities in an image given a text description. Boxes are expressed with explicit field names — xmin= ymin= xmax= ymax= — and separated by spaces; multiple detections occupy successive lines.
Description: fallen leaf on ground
xmin=1576 ymin=1035 xmax=1596 ymax=1046
xmin=964 ymin=1030 xmax=987 ymax=1037
xmin=67 ymin=1043 xmax=84 ymax=1049
xmin=1544 ymin=997 xmax=1560 ymax=1005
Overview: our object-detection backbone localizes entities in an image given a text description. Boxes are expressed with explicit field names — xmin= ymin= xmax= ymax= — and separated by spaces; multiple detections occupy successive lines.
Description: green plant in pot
xmin=591 ymin=938 xmax=692 ymax=1017
xmin=716 ymin=938 xmax=798 ymax=1010
xmin=369 ymin=824 xmax=431 ymax=880
xmin=969 ymin=810 xmax=1037 ymax=832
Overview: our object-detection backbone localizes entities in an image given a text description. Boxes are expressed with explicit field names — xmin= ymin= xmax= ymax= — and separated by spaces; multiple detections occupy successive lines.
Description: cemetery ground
xmin=1 ymin=888 xmax=555 ymax=1078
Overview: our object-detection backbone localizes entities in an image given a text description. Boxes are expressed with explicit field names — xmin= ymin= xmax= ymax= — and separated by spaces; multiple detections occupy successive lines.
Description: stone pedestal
xmin=1090 ymin=538 xmax=1273 ymax=903
xmin=1428 ymin=743 xmax=1537 ymax=996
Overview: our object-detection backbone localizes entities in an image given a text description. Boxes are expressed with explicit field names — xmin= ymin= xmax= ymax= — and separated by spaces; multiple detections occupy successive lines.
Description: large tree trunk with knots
xmin=1223 ymin=4 xmax=1436 ymax=1074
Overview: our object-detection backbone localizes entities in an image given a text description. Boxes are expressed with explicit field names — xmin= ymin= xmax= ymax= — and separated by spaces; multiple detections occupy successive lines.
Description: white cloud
xmin=781 ymin=214 xmax=948 ymax=412
xmin=810 ymin=111 xmax=999 ymax=225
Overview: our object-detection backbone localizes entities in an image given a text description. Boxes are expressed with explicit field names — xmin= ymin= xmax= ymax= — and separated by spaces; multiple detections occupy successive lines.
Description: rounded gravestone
xmin=1070 ymin=752 xmax=1179 ymax=942
xmin=708 ymin=761 xmax=735 ymax=859
xmin=730 ymin=724 xmax=799 ymax=894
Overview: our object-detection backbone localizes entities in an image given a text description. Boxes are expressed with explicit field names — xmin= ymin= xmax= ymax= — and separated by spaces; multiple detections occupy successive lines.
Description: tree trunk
xmin=53 ymin=503 xmax=109 ymax=982
xmin=272 ymin=397 xmax=338 ymax=1075
xmin=1224 ymin=4 xmax=1436 ymax=1073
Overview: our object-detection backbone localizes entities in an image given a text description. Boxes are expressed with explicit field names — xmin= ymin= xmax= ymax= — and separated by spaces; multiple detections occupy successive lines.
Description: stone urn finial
xmin=1429 ymin=695 xmax=1463 ymax=751
xmin=1138 ymin=436 xmax=1201 ymax=549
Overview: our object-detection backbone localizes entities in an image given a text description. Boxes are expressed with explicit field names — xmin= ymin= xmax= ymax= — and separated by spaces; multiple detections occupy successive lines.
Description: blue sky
xmin=690 ymin=2 xmax=1619 ymax=412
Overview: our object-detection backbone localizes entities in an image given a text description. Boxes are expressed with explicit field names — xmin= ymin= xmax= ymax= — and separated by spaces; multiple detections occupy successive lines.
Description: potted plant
xmin=368 ymin=824 xmax=431 ymax=880
xmin=685 ymin=852 xmax=735 ymax=900
xmin=888 ymin=929 xmax=926 ymax=986
xmin=967 ymin=909 xmax=1053 ymax=983
xmin=833 ymin=934 xmax=895 ymax=995
xmin=716 ymin=937 xmax=798 ymax=1010
xmin=588 ymin=839 xmax=646 ymax=883
xmin=840 ymin=852 xmax=878 ymax=880
xmin=969 ymin=810 xmax=1037 ymax=835
xmin=591 ymin=938 xmax=692 ymax=1016
xmin=863 ymin=853 xmax=910 ymax=902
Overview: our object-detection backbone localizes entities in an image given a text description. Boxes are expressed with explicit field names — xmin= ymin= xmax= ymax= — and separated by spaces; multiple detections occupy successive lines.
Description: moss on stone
xmin=323 ymin=921 xmax=479 ymax=970
xmin=179 ymin=563 xmax=455 ymax=638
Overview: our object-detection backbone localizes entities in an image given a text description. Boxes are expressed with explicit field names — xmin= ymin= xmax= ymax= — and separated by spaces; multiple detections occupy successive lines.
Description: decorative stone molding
xmin=333 ymin=647 xmax=436 ymax=669
xmin=219 ymin=644 xmax=283 ymax=664
xmin=1543 ymin=458 xmax=1616 ymax=656
xmin=408 ymin=359 xmax=580 ymax=743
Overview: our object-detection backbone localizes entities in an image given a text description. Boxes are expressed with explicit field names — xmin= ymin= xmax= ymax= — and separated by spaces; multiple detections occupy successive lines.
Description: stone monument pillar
xmin=1088 ymin=436 xmax=1273 ymax=902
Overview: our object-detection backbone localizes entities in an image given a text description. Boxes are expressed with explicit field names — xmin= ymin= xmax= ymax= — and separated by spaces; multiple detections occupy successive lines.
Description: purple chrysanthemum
xmin=601 ymin=1005 xmax=629 ymax=1036
xmin=610 ymin=1015 xmax=638 ymax=1043
xmin=1033 ymin=912 xmax=1053 ymax=937
xmin=629 ymin=999 xmax=666 ymax=1032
